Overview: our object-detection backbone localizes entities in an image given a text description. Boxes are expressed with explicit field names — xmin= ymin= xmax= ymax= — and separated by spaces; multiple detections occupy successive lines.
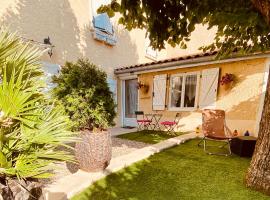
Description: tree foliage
xmin=52 ymin=59 xmax=116 ymax=131
xmin=0 ymin=30 xmax=76 ymax=180
xmin=99 ymin=0 xmax=270 ymax=57
xmin=99 ymin=0 xmax=270 ymax=195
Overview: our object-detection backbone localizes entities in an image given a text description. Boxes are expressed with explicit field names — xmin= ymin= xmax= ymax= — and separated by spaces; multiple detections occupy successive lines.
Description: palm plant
xmin=0 ymin=30 xmax=76 ymax=181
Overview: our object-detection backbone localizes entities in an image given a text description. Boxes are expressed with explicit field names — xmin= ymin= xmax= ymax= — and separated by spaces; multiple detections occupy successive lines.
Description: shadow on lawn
xmin=74 ymin=161 xmax=151 ymax=200
xmin=72 ymin=139 xmax=269 ymax=200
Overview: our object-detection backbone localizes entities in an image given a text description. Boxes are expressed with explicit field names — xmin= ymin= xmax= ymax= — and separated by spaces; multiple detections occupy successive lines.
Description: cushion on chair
xmin=160 ymin=121 xmax=176 ymax=125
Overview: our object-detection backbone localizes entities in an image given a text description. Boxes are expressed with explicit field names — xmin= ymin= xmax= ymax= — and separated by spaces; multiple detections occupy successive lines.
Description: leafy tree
xmin=0 ymin=30 xmax=76 ymax=180
xmin=99 ymin=0 xmax=270 ymax=195
xmin=52 ymin=59 xmax=116 ymax=131
xmin=99 ymin=0 xmax=270 ymax=57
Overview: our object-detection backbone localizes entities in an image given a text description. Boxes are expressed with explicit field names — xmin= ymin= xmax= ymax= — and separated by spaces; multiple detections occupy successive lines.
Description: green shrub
xmin=52 ymin=59 xmax=116 ymax=131
xmin=0 ymin=30 xmax=76 ymax=179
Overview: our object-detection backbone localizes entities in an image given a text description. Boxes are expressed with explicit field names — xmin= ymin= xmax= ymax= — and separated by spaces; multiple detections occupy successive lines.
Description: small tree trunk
xmin=246 ymin=69 xmax=270 ymax=195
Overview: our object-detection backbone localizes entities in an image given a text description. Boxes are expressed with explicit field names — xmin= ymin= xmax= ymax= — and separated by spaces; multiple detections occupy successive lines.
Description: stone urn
xmin=75 ymin=130 xmax=112 ymax=172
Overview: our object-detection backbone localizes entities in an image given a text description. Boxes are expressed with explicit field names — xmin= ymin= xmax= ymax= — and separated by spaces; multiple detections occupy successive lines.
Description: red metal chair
xmin=160 ymin=113 xmax=181 ymax=134
xmin=135 ymin=111 xmax=152 ymax=131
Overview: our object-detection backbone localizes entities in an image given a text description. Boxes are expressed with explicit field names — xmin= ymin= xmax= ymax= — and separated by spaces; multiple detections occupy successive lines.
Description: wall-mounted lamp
xmin=43 ymin=36 xmax=53 ymax=57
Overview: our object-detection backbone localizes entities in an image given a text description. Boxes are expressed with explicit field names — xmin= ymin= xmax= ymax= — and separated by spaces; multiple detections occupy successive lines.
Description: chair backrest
xmin=202 ymin=109 xmax=226 ymax=138
xmin=174 ymin=113 xmax=181 ymax=124
xmin=135 ymin=111 xmax=144 ymax=120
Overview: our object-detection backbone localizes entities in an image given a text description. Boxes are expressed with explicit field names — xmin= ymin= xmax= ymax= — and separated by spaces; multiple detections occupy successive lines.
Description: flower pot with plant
xmin=53 ymin=59 xmax=116 ymax=172
xmin=220 ymin=73 xmax=235 ymax=90
xmin=137 ymin=81 xmax=149 ymax=94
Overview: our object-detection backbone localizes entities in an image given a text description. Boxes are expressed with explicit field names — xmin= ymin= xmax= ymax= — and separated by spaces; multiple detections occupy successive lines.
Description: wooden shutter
xmin=153 ymin=74 xmax=167 ymax=110
xmin=199 ymin=68 xmax=219 ymax=109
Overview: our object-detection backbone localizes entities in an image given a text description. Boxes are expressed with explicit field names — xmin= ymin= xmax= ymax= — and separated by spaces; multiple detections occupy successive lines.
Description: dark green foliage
xmin=98 ymin=0 xmax=270 ymax=57
xmin=53 ymin=59 xmax=116 ymax=131
xmin=72 ymin=139 xmax=269 ymax=200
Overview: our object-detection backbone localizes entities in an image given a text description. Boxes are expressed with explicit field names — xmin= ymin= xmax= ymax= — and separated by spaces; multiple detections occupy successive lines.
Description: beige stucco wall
xmin=0 ymin=0 xmax=169 ymax=78
xmin=166 ymin=25 xmax=217 ymax=57
xmin=0 ymin=0 xmax=170 ymax=126
xmin=137 ymin=58 xmax=267 ymax=136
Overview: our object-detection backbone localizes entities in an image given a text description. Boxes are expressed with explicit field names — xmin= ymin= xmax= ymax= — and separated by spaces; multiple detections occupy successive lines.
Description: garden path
xmin=44 ymin=131 xmax=198 ymax=200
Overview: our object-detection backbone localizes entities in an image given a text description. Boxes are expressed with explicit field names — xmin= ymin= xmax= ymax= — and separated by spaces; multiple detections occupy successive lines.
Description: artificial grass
xmin=72 ymin=139 xmax=269 ymax=200
xmin=116 ymin=130 xmax=185 ymax=144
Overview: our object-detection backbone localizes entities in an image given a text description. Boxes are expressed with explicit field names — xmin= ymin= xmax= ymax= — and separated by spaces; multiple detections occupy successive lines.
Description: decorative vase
xmin=75 ymin=130 xmax=112 ymax=172
xmin=244 ymin=130 xmax=250 ymax=136
xmin=142 ymin=85 xmax=149 ymax=94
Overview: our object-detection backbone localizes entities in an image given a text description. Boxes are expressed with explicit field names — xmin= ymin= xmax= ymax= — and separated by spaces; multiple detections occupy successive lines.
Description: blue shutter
xmin=94 ymin=13 xmax=113 ymax=35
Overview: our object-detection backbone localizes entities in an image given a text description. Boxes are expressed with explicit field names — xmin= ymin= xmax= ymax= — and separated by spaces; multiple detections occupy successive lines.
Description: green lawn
xmin=116 ymin=130 xmax=185 ymax=144
xmin=72 ymin=139 xmax=269 ymax=200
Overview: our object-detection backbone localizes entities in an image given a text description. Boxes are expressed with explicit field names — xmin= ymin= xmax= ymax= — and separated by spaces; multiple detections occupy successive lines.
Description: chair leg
xmin=145 ymin=123 xmax=150 ymax=130
xmin=228 ymin=139 xmax=232 ymax=155
xmin=137 ymin=123 xmax=143 ymax=131
xmin=167 ymin=125 xmax=174 ymax=134
xmin=197 ymin=137 xmax=204 ymax=147
xmin=202 ymin=138 xmax=232 ymax=156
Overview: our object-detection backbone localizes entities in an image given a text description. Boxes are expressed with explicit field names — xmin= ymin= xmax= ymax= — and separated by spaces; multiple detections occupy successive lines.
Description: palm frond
xmin=0 ymin=29 xmax=78 ymax=180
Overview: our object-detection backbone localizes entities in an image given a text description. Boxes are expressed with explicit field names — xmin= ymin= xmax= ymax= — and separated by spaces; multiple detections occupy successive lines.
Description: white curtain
xmin=184 ymin=75 xmax=197 ymax=107
xmin=171 ymin=77 xmax=183 ymax=107
xmin=125 ymin=79 xmax=138 ymax=118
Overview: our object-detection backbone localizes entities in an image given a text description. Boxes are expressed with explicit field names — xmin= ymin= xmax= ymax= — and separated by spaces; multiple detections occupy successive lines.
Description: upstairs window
xmin=91 ymin=0 xmax=116 ymax=45
xmin=145 ymin=37 xmax=158 ymax=60
xmin=169 ymin=72 xmax=199 ymax=110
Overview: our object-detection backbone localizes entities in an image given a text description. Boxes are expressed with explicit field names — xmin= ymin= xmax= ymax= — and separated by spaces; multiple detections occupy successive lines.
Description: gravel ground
xmin=111 ymin=137 xmax=150 ymax=157
xmin=47 ymin=136 xmax=149 ymax=184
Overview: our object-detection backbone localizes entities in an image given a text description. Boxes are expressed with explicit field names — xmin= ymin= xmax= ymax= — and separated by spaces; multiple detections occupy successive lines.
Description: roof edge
xmin=115 ymin=51 xmax=270 ymax=75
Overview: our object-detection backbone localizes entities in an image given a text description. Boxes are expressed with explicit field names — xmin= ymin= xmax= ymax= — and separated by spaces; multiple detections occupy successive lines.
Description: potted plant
xmin=220 ymin=73 xmax=235 ymax=90
xmin=0 ymin=30 xmax=76 ymax=199
xmin=137 ymin=81 xmax=149 ymax=94
xmin=52 ymin=59 xmax=116 ymax=172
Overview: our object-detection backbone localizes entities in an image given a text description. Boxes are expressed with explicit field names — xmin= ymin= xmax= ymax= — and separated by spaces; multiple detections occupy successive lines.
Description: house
xmin=0 ymin=0 xmax=169 ymax=98
xmin=115 ymin=51 xmax=270 ymax=136
xmin=0 ymin=1 xmax=219 ymax=127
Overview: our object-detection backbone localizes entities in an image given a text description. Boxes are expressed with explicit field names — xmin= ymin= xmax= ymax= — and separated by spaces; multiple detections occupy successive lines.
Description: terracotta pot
xmin=75 ymin=130 xmax=112 ymax=172
xmin=142 ymin=85 xmax=149 ymax=94
xmin=222 ymin=82 xmax=233 ymax=90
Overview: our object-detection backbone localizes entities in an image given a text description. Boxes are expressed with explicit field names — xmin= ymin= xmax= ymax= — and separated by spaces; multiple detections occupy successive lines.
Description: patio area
xmin=72 ymin=139 xmax=269 ymax=200
xmin=117 ymin=130 xmax=186 ymax=144
xmin=44 ymin=130 xmax=197 ymax=199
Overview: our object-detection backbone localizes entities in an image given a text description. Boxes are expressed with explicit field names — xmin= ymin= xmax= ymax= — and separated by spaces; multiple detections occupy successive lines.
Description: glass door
xmin=123 ymin=79 xmax=138 ymax=127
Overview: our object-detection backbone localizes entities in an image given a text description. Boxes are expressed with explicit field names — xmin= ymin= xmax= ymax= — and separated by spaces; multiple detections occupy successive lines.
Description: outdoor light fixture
xmin=43 ymin=36 xmax=53 ymax=57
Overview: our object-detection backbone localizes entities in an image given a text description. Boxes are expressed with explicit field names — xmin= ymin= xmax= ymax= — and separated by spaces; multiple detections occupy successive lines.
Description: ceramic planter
xmin=75 ymin=130 xmax=112 ymax=172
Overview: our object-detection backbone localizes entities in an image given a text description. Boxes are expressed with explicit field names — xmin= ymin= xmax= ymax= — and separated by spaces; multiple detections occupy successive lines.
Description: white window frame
xmin=168 ymin=71 xmax=200 ymax=111
xmin=145 ymin=37 xmax=158 ymax=61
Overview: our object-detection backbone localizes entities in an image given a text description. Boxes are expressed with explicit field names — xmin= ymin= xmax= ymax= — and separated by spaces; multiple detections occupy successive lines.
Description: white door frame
xmin=120 ymin=75 xmax=138 ymax=127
